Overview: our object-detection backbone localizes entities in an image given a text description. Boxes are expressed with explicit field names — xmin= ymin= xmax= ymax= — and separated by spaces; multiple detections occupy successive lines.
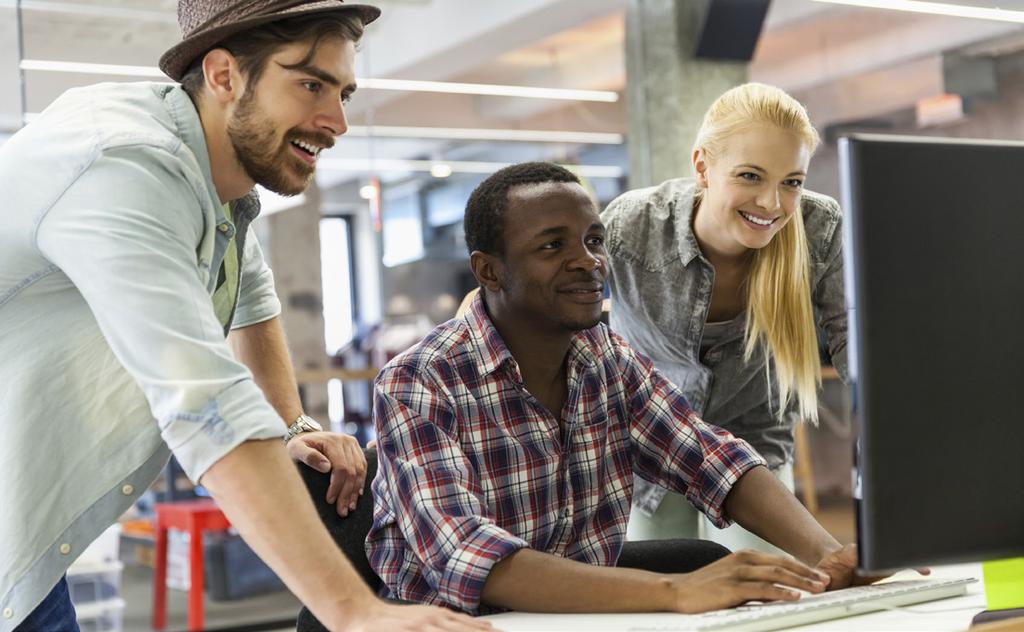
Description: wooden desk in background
xmin=293 ymin=367 xmax=381 ymax=384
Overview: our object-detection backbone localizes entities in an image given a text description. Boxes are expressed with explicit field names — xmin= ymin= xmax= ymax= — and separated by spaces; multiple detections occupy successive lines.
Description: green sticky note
xmin=982 ymin=557 xmax=1024 ymax=610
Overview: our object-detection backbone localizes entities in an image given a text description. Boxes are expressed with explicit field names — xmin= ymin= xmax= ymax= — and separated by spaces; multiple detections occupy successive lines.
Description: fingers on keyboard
xmin=736 ymin=563 xmax=827 ymax=595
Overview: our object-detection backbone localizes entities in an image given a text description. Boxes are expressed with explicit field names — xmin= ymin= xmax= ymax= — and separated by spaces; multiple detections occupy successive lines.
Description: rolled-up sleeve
xmin=232 ymin=226 xmax=281 ymax=329
xmin=374 ymin=366 xmax=527 ymax=613
xmin=613 ymin=333 xmax=767 ymax=528
xmin=35 ymin=147 xmax=284 ymax=482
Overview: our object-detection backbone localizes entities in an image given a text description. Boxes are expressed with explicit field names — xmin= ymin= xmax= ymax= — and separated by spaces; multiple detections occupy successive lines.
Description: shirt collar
xmin=463 ymin=292 xmax=598 ymax=378
xmin=670 ymin=179 xmax=704 ymax=267
xmin=465 ymin=292 xmax=517 ymax=377
xmin=163 ymin=85 xmax=261 ymax=227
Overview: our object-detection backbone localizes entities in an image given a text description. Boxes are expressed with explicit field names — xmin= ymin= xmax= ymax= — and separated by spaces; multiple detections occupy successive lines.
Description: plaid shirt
xmin=366 ymin=294 xmax=766 ymax=613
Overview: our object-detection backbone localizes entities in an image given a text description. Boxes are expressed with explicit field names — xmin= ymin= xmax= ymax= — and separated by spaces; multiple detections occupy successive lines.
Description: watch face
xmin=300 ymin=416 xmax=322 ymax=432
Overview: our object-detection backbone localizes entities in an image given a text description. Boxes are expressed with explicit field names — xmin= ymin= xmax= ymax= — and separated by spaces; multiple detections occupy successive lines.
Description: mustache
xmin=286 ymin=130 xmax=335 ymax=151
xmin=565 ymin=272 xmax=606 ymax=285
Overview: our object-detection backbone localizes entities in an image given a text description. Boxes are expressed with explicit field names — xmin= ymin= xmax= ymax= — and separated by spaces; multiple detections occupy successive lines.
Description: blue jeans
xmin=15 ymin=577 xmax=80 ymax=632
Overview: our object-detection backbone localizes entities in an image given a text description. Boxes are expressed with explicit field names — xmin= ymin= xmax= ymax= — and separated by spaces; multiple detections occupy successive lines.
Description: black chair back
xmin=296 ymin=447 xmax=381 ymax=632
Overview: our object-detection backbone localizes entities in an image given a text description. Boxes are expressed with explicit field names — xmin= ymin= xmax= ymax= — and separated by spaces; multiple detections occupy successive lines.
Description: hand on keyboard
xmin=813 ymin=543 xmax=931 ymax=590
xmin=668 ymin=549 xmax=831 ymax=614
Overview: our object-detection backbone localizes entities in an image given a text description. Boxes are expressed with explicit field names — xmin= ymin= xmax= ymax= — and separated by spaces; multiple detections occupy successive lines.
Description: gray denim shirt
xmin=601 ymin=178 xmax=848 ymax=515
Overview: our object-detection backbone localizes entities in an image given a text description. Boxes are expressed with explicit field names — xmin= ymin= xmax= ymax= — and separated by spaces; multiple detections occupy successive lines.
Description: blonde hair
xmin=693 ymin=82 xmax=822 ymax=422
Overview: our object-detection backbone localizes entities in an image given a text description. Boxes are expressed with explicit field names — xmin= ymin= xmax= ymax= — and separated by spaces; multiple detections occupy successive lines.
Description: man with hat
xmin=0 ymin=2 xmax=489 ymax=631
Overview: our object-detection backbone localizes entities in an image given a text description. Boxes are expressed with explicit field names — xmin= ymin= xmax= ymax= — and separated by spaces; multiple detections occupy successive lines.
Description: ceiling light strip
xmin=318 ymin=158 xmax=623 ymax=179
xmin=359 ymin=78 xmax=618 ymax=102
xmin=811 ymin=0 xmax=1024 ymax=23
xmin=20 ymin=59 xmax=167 ymax=77
xmin=19 ymin=59 xmax=619 ymax=103
xmin=23 ymin=110 xmax=619 ymax=145
xmin=345 ymin=125 xmax=623 ymax=145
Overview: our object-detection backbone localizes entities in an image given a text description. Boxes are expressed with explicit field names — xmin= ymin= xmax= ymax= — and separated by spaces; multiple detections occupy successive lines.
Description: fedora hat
xmin=159 ymin=0 xmax=381 ymax=81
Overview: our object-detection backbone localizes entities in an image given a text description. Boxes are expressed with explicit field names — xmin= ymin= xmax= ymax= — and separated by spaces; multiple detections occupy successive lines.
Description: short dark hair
xmin=180 ymin=12 xmax=364 ymax=101
xmin=464 ymin=162 xmax=581 ymax=256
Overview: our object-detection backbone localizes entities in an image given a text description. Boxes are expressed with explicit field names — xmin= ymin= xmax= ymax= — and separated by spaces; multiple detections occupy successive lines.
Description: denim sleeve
xmin=35 ymin=147 xmax=284 ymax=482
xmin=232 ymin=227 xmax=282 ymax=329
xmin=814 ymin=199 xmax=849 ymax=381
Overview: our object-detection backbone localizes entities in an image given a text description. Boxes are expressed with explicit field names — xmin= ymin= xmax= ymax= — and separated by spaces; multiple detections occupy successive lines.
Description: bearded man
xmin=0 ymin=3 xmax=488 ymax=631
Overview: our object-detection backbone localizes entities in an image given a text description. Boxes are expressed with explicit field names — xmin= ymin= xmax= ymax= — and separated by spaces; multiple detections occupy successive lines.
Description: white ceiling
xmin=3 ymin=0 xmax=1024 ymax=184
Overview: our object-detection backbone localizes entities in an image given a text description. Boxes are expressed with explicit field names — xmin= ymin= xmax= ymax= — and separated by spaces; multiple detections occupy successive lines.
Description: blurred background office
xmin=3 ymin=0 xmax=1023 ymax=629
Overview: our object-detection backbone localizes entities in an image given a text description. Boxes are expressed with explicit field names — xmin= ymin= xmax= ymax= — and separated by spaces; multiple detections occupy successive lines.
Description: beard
xmin=226 ymin=89 xmax=332 ymax=197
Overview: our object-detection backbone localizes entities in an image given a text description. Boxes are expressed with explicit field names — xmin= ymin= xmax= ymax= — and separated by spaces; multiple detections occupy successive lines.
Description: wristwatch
xmin=285 ymin=414 xmax=322 ymax=443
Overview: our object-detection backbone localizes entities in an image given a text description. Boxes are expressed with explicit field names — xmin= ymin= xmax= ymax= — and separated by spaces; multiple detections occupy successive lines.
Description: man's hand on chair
xmin=287 ymin=432 xmax=367 ymax=518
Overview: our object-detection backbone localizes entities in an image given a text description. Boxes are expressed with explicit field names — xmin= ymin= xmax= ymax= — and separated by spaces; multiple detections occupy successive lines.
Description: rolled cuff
xmin=231 ymin=267 xmax=281 ymax=329
xmin=159 ymin=378 xmax=285 ymax=482
xmin=437 ymin=522 xmax=527 ymax=614
xmin=688 ymin=438 xmax=767 ymax=529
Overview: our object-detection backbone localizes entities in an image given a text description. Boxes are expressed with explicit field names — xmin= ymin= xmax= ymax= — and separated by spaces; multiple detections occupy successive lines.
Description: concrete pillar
xmin=265 ymin=186 xmax=329 ymax=417
xmin=625 ymin=0 xmax=747 ymax=188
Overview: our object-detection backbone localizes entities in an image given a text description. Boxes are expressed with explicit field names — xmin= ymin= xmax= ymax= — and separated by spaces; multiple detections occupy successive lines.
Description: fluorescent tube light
xmin=22 ymin=111 xmax=620 ymax=145
xmin=318 ymin=158 xmax=624 ymax=179
xmin=19 ymin=59 xmax=619 ymax=102
xmin=430 ymin=164 xmax=453 ymax=178
xmin=358 ymin=78 xmax=618 ymax=102
xmin=812 ymin=0 xmax=1024 ymax=23
xmin=345 ymin=125 xmax=623 ymax=145
xmin=20 ymin=60 xmax=166 ymax=78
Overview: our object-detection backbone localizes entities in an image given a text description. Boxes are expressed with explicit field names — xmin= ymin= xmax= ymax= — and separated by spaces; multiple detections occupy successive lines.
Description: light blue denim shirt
xmin=0 ymin=82 xmax=285 ymax=629
xmin=601 ymin=178 xmax=848 ymax=516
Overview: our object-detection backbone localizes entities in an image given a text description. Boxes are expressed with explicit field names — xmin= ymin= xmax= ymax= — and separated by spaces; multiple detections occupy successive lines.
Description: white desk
xmin=482 ymin=564 xmax=987 ymax=631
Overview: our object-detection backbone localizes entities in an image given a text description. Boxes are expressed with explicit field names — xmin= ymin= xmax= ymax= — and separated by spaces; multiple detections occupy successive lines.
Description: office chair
xmin=295 ymin=448 xmax=380 ymax=632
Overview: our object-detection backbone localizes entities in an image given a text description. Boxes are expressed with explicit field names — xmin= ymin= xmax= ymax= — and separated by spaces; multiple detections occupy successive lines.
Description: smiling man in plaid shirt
xmin=366 ymin=162 xmax=872 ymax=616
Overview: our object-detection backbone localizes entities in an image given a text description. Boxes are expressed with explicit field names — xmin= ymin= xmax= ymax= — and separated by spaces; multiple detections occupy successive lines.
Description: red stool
xmin=152 ymin=500 xmax=231 ymax=631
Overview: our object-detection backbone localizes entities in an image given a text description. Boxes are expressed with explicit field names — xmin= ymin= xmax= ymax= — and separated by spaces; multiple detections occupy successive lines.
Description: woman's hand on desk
xmin=813 ymin=543 xmax=931 ymax=589
xmin=669 ymin=549 xmax=830 ymax=613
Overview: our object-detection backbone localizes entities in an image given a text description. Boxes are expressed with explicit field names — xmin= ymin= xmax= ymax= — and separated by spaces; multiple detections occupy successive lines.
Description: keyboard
xmin=628 ymin=577 xmax=976 ymax=632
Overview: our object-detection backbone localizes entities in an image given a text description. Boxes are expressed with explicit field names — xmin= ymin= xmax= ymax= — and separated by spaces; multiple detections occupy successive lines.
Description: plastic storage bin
xmin=163 ymin=530 xmax=285 ymax=598
xmin=74 ymin=598 xmax=125 ymax=632
xmin=67 ymin=560 xmax=123 ymax=605
xmin=69 ymin=524 xmax=125 ymax=632
xmin=204 ymin=533 xmax=285 ymax=600
xmin=166 ymin=529 xmax=191 ymax=590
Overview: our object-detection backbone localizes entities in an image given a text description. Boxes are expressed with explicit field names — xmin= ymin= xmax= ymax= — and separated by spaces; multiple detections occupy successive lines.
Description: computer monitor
xmin=839 ymin=133 xmax=1024 ymax=573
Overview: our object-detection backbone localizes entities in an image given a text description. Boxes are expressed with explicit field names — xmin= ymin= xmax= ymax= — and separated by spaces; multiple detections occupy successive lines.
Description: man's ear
xmin=693 ymin=148 xmax=709 ymax=188
xmin=469 ymin=251 xmax=503 ymax=293
xmin=202 ymin=48 xmax=242 ymax=105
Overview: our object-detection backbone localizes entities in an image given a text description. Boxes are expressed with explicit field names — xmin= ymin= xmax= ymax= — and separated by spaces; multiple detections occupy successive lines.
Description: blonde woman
xmin=601 ymin=83 xmax=847 ymax=552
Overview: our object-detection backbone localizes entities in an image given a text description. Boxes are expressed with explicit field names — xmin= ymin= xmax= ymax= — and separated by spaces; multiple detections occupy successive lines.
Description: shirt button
xmin=563 ymin=508 xmax=571 ymax=518
xmin=59 ymin=543 xmax=71 ymax=555
xmin=218 ymin=223 xmax=230 ymax=233
xmin=122 ymin=484 xmax=134 ymax=495
xmin=3 ymin=608 xmax=12 ymax=619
